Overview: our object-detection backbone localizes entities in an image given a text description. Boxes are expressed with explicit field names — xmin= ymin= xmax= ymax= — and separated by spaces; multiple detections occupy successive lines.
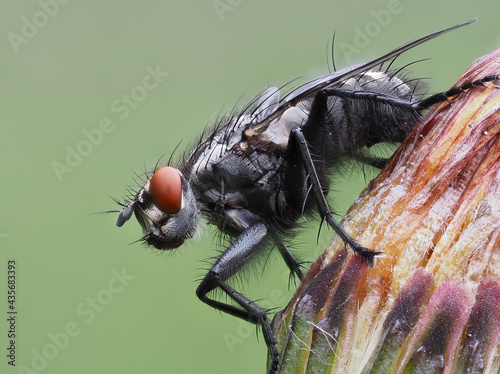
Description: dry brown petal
xmin=272 ymin=48 xmax=500 ymax=374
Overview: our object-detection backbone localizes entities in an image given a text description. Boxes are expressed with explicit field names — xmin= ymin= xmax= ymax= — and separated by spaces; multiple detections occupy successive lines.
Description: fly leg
xmin=321 ymin=74 xmax=500 ymax=112
xmin=196 ymin=223 xmax=280 ymax=374
xmin=288 ymin=92 xmax=384 ymax=267
xmin=289 ymin=124 xmax=384 ymax=268
xmin=416 ymin=74 xmax=499 ymax=110
xmin=275 ymin=238 xmax=304 ymax=281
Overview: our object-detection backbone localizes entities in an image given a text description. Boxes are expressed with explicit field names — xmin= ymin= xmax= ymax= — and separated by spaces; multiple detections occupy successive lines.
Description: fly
xmin=114 ymin=19 xmax=498 ymax=374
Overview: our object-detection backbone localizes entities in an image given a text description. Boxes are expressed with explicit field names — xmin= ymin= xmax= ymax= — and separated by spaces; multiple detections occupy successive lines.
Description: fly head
xmin=116 ymin=166 xmax=199 ymax=250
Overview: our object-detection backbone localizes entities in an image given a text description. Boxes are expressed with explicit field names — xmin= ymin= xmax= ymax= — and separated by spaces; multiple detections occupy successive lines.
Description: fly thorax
xmin=259 ymin=106 xmax=309 ymax=148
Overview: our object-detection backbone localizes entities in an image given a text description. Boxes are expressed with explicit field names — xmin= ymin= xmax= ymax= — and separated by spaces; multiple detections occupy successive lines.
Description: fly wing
xmin=184 ymin=20 xmax=476 ymax=172
xmin=247 ymin=19 xmax=476 ymax=133
xmin=255 ymin=87 xmax=281 ymax=122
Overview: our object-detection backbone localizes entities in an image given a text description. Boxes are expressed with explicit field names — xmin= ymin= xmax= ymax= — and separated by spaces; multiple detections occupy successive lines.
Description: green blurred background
xmin=1 ymin=1 xmax=498 ymax=373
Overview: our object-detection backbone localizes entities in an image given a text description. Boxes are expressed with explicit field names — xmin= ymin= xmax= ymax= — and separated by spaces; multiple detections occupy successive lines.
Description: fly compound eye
xmin=149 ymin=167 xmax=182 ymax=214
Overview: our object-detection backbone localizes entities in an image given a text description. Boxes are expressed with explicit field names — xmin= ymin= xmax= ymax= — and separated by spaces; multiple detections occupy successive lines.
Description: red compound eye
xmin=149 ymin=167 xmax=182 ymax=214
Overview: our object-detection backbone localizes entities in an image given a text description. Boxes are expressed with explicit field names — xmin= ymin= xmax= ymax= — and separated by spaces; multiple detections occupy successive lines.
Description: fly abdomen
xmin=318 ymin=71 xmax=421 ymax=159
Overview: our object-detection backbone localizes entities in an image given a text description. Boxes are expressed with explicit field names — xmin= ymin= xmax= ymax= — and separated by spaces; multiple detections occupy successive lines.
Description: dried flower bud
xmin=272 ymin=48 xmax=500 ymax=374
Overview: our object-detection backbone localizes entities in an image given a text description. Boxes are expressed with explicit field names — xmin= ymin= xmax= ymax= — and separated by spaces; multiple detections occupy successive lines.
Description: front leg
xmin=196 ymin=223 xmax=280 ymax=374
